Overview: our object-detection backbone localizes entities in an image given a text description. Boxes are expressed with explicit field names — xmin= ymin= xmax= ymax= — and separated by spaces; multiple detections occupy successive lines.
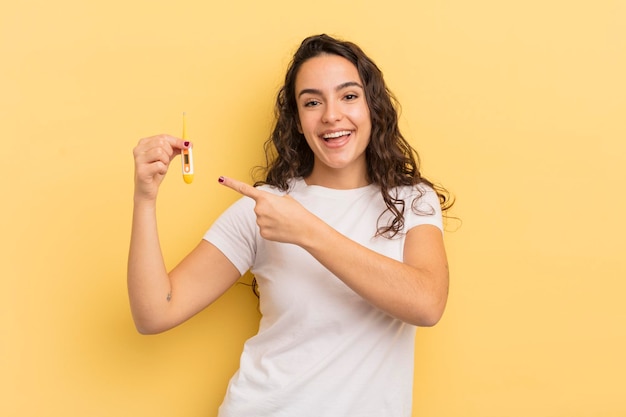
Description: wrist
xmin=133 ymin=193 xmax=158 ymax=208
xmin=299 ymin=215 xmax=331 ymax=251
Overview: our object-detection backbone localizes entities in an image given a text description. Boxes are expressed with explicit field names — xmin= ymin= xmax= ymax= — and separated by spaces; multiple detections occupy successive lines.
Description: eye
xmin=304 ymin=99 xmax=321 ymax=107
xmin=344 ymin=93 xmax=358 ymax=101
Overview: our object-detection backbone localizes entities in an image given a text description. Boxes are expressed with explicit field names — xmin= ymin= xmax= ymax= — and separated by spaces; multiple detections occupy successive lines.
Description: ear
xmin=296 ymin=119 xmax=303 ymax=134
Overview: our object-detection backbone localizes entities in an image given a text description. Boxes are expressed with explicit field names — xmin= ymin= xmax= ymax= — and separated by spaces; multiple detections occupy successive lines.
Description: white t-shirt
xmin=204 ymin=178 xmax=443 ymax=417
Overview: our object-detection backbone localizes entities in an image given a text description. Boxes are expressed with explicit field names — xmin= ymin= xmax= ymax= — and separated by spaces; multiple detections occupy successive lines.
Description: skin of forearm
xmin=299 ymin=218 xmax=448 ymax=327
xmin=127 ymin=200 xmax=173 ymax=334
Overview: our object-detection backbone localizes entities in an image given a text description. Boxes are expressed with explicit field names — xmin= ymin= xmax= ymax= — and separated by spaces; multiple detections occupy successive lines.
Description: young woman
xmin=129 ymin=34 xmax=453 ymax=417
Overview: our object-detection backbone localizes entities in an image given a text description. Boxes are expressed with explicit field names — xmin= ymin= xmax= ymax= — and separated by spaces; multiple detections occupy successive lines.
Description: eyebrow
xmin=297 ymin=81 xmax=364 ymax=98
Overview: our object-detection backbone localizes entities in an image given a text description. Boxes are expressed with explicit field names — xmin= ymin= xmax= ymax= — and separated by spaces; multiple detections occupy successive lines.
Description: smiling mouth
xmin=322 ymin=130 xmax=352 ymax=141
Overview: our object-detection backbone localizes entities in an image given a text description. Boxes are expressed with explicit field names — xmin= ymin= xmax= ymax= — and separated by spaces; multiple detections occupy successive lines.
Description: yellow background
xmin=1 ymin=0 xmax=625 ymax=416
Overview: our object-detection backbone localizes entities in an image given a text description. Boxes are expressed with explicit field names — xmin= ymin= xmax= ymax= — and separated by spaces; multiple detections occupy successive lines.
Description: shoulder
xmin=395 ymin=183 xmax=443 ymax=230
xmin=394 ymin=183 xmax=439 ymax=204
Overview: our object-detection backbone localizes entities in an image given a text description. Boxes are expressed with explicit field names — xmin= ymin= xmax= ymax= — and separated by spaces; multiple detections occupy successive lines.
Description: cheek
xmin=349 ymin=104 xmax=371 ymax=125
xmin=298 ymin=113 xmax=317 ymax=135
xmin=355 ymin=111 xmax=372 ymax=136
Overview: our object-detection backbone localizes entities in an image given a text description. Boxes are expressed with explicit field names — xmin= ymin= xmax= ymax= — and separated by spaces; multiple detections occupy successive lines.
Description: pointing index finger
xmin=218 ymin=176 xmax=262 ymax=200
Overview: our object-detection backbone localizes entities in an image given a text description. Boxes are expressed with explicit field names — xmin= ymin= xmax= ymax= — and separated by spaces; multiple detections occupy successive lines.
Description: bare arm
xmin=301 ymin=222 xmax=448 ymax=326
xmin=127 ymin=136 xmax=240 ymax=334
xmin=219 ymin=176 xmax=449 ymax=326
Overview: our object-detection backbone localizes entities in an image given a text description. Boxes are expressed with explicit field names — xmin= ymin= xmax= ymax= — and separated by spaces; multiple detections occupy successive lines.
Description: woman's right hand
xmin=132 ymin=134 xmax=190 ymax=202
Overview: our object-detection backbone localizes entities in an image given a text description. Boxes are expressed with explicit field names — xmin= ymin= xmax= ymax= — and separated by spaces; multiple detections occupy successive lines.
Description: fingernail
xmin=218 ymin=176 xmax=225 ymax=183
xmin=183 ymin=141 xmax=190 ymax=147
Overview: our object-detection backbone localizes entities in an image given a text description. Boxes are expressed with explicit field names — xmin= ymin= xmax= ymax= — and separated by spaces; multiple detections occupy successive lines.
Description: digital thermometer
xmin=181 ymin=112 xmax=194 ymax=184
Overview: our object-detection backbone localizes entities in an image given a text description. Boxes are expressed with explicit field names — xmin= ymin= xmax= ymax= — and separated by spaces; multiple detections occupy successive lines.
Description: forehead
xmin=295 ymin=54 xmax=362 ymax=91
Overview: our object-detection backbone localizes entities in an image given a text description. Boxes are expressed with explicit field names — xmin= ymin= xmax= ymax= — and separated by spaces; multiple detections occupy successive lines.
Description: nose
xmin=322 ymin=101 xmax=342 ymax=123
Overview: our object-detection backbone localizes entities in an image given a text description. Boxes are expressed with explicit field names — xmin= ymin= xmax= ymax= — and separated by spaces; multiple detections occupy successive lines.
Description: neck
xmin=304 ymin=164 xmax=370 ymax=190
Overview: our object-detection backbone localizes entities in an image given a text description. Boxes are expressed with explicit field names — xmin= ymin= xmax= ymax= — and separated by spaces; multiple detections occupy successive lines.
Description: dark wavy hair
xmin=255 ymin=34 xmax=454 ymax=237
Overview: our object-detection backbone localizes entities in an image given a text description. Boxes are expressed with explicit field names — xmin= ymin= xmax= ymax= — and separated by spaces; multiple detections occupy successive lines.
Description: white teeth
xmin=322 ymin=130 xmax=351 ymax=139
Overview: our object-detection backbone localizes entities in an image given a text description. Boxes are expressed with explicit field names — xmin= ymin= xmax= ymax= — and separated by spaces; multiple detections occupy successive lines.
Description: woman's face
xmin=294 ymin=54 xmax=372 ymax=186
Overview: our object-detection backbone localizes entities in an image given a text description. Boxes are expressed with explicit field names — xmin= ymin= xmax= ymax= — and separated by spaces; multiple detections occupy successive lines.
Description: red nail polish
xmin=218 ymin=176 xmax=225 ymax=183
xmin=184 ymin=141 xmax=190 ymax=147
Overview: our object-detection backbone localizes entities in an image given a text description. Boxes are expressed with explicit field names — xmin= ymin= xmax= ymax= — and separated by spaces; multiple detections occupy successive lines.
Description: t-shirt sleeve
xmin=404 ymin=184 xmax=444 ymax=232
xmin=203 ymin=196 xmax=258 ymax=276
